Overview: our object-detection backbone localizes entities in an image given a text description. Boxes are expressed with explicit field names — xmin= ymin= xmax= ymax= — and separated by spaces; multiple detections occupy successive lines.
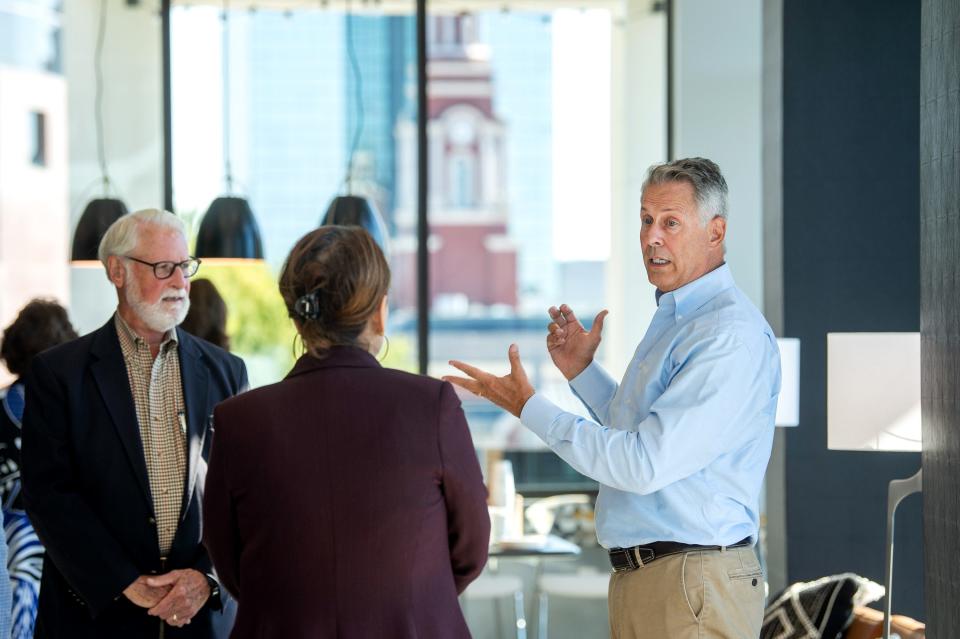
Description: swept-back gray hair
xmin=97 ymin=209 xmax=186 ymax=276
xmin=642 ymin=157 xmax=728 ymax=225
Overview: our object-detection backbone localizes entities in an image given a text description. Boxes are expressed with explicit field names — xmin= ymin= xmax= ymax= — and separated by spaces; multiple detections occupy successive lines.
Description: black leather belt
xmin=608 ymin=537 xmax=752 ymax=572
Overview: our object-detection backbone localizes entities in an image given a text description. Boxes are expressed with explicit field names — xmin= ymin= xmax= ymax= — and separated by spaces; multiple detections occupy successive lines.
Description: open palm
xmin=546 ymin=304 xmax=608 ymax=380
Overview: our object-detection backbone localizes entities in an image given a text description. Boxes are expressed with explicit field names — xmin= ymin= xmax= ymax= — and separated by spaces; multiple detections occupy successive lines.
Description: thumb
xmin=144 ymin=572 xmax=179 ymax=588
xmin=590 ymin=310 xmax=609 ymax=339
xmin=508 ymin=343 xmax=526 ymax=378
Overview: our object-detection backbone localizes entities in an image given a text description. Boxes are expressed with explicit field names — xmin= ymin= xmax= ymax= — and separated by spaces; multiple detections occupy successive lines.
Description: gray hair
xmin=97 ymin=209 xmax=186 ymax=277
xmin=642 ymin=157 xmax=728 ymax=225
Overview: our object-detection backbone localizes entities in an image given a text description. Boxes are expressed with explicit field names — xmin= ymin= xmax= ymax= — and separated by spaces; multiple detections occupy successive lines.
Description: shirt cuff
xmin=569 ymin=360 xmax=617 ymax=406
xmin=519 ymin=393 xmax=565 ymax=440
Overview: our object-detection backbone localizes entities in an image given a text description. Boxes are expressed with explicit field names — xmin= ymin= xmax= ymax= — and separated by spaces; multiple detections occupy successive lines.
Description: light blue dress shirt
xmin=521 ymin=264 xmax=780 ymax=549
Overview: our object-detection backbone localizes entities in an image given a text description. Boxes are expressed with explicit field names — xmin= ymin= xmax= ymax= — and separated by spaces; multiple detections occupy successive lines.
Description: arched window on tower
xmin=449 ymin=153 xmax=476 ymax=209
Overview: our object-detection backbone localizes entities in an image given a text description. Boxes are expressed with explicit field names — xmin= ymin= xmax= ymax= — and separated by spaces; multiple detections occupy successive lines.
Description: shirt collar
xmin=114 ymin=311 xmax=179 ymax=353
xmin=655 ymin=262 xmax=734 ymax=319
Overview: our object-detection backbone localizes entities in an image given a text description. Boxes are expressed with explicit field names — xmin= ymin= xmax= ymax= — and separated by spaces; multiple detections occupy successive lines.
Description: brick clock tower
xmin=393 ymin=14 xmax=518 ymax=314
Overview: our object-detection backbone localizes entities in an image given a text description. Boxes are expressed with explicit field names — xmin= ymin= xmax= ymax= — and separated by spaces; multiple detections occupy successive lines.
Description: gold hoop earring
xmin=291 ymin=333 xmax=307 ymax=359
xmin=378 ymin=335 xmax=390 ymax=362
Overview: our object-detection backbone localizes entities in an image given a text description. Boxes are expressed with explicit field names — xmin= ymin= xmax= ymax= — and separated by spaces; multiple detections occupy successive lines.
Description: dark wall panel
xmin=783 ymin=0 xmax=923 ymax=620
xmin=920 ymin=0 xmax=960 ymax=635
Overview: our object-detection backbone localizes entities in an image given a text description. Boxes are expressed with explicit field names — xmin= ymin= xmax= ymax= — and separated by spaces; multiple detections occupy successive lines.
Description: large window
xmin=171 ymin=1 xmax=655 ymax=492
xmin=403 ymin=10 xmax=615 ymax=491
xmin=172 ymin=4 xmax=418 ymax=385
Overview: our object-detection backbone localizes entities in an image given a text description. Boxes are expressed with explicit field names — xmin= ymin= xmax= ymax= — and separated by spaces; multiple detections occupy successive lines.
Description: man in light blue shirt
xmin=447 ymin=158 xmax=780 ymax=638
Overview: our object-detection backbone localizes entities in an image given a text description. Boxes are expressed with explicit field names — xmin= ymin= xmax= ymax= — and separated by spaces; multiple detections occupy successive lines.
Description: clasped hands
xmin=124 ymin=568 xmax=210 ymax=628
xmin=444 ymin=304 xmax=608 ymax=415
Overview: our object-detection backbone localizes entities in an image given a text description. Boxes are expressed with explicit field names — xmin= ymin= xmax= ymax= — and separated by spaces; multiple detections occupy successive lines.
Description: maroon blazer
xmin=203 ymin=346 xmax=490 ymax=638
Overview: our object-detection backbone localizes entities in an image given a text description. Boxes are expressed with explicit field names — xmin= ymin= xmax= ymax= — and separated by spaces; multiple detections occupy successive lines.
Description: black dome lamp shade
xmin=195 ymin=196 xmax=264 ymax=259
xmin=71 ymin=198 xmax=129 ymax=262
xmin=322 ymin=195 xmax=389 ymax=255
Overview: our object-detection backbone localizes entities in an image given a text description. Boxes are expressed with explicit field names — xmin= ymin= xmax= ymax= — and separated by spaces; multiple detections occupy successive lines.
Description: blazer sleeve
xmin=436 ymin=382 xmax=489 ymax=594
xmin=203 ymin=405 xmax=241 ymax=599
xmin=20 ymin=354 xmax=141 ymax=617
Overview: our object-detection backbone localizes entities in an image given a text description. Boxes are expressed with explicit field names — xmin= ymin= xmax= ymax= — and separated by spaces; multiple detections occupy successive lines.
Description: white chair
xmin=536 ymin=567 xmax=609 ymax=639
xmin=523 ymin=494 xmax=605 ymax=639
xmin=462 ymin=573 xmax=528 ymax=639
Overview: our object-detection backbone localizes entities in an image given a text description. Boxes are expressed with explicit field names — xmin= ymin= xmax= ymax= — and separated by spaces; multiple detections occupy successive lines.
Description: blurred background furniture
xmin=519 ymin=494 xmax=604 ymax=639
xmin=536 ymin=568 xmax=609 ymax=639
xmin=461 ymin=573 xmax=527 ymax=639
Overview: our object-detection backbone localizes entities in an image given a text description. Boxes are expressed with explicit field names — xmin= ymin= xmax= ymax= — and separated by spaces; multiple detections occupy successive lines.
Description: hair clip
xmin=293 ymin=290 xmax=321 ymax=320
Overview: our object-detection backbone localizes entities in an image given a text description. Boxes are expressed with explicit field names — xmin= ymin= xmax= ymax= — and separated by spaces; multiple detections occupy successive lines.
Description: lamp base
xmin=883 ymin=468 xmax=922 ymax=639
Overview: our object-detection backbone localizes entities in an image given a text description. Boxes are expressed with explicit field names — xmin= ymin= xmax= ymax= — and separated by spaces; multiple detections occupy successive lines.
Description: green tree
xmin=192 ymin=263 xmax=419 ymax=385
xmin=194 ymin=263 xmax=297 ymax=386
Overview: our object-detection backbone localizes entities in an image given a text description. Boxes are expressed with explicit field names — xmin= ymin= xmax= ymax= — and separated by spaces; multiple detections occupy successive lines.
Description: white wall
xmin=0 ymin=67 xmax=69 ymax=385
xmin=672 ymin=0 xmax=764 ymax=308
xmin=606 ymin=0 xmax=667 ymax=379
xmin=64 ymin=1 xmax=164 ymax=334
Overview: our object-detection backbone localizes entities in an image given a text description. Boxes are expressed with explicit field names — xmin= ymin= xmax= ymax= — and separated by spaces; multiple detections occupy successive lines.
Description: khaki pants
xmin=608 ymin=546 xmax=764 ymax=639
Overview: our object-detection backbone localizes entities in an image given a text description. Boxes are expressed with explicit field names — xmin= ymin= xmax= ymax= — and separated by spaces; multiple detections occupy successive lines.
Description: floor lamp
xmin=826 ymin=332 xmax=921 ymax=639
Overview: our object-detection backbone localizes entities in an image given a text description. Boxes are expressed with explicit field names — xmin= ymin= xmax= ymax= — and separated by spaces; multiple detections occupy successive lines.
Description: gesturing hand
xmin=547 ymin=304 xmax=608 ymax=380
xmin=145 ymin=569 xmax=211 ymax=628
xmin=444 ymin=344 xmax=535 ymax=418
xmin=123 ymin=576 xmax=172 ymax=609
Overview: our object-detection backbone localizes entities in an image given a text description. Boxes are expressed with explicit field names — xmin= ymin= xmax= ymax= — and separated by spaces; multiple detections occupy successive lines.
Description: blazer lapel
xmin=178 ymin=331 xmax=208 ymax=520
xmin=90 ymin=321 xmax=153 ymax=508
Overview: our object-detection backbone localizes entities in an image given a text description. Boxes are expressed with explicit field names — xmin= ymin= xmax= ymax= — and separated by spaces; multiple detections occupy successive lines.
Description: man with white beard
xmin=21 ymin=209 xmax=247 ymax=638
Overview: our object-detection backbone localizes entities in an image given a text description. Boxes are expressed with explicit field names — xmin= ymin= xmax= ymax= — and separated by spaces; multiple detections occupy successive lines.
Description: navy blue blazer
xmin=21 ymin=318 xmax=247 ymax=638
xmin=204 ymin=346 xmax=490 ymax=639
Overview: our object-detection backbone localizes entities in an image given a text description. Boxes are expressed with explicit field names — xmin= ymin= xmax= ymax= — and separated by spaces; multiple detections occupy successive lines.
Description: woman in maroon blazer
xmin=203 ymin=227 xmax=490 ymax=638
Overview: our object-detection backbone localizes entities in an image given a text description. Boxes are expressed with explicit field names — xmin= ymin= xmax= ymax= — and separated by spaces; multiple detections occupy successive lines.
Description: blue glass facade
xmin=344 ymin=15 xmax=415 ymax=231
xmin=243 ymin=11 xmax=347 ymax=269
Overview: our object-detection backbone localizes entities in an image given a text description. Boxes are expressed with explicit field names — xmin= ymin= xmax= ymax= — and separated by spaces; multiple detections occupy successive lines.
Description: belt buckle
xmin=610 ymin=549 xmax=635 ymax=573
xmin=610 ymin=546 xmax=652 ymax=573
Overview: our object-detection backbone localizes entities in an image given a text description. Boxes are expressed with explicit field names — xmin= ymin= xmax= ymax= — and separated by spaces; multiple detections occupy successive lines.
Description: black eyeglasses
xmin=123 ymin=255 xmax=201 ymax=280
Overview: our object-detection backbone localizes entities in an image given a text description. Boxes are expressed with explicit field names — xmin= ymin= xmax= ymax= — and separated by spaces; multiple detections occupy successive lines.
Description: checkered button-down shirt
xmin=115 ymin=313 xmax=187 ymax=556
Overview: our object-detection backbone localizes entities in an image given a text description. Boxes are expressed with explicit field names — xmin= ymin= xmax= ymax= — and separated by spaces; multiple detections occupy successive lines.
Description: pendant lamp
xmin=71 ymin=0 xmax=128 ymax=263
xmin=196 ymin=196 xmax=263 ymax=259
xmin=321 ymin=2 xmax=389 ymax=256
xmin=195 ymin=0 xmax=264 ymax=261
xmin=322 ymin=195 xmax=389 ymax=255
xmin=72 ymin=198 xmax=129 ymax=262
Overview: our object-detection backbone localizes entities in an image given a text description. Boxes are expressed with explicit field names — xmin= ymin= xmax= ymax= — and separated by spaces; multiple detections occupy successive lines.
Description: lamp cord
xmin=341 ymin=0 xmax=365 ymax=195
xmin=94 ymin=0 xmax=111 ymax=195
xmin=222 ymin=0 xmax=233 ymax=193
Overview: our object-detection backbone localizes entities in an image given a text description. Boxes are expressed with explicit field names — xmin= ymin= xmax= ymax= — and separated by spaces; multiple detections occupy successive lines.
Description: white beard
xmin=126 ymin=267 xmax=190 ymax=333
